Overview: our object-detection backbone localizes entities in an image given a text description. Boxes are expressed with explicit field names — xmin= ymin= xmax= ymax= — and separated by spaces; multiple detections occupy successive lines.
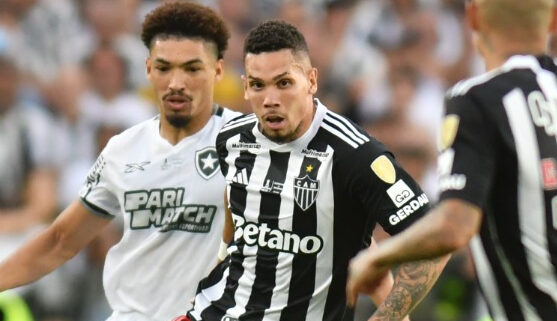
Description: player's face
xmin=146 ymin=38 xmax=222 ymax=129
xmin=243 ymin=49 xmax=317 ymax=143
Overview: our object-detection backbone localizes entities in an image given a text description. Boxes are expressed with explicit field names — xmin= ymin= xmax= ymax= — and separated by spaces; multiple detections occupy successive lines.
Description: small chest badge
xmin=195 ymin=146 xmax=220 ymax=180
xmin=294 ymin=175 xmax=319 ymax=211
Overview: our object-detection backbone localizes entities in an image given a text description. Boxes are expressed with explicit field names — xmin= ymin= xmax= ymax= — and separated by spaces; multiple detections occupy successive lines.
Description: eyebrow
xmin=247 ymin=72 xmax=290 ymax=82
xmin=154 ymin=58 xmax=204 ymax=66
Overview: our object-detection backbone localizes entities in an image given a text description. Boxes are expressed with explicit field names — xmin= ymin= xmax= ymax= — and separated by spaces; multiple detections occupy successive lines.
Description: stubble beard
xmin=165 ymin=114 xmax=192 ymax=128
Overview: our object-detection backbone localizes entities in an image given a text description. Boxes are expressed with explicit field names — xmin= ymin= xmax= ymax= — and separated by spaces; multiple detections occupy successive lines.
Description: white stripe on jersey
xmin=448 ymin=55 xmax=548 ymax=98
xmin=322 ymin=122 xmax=359 ymax=149
xmin=306 ymin=145 xmax=336 ymax=321
xmin=221 ymin=115 xmax=257 ymax=133
xmin=504 ymin=88 xmax=557 ymax=305
xmin=470 ymin=236 xmax=508 ymax=321
xmin=325 ymin=113 xmax=370 ymax=144
xmin=191 ymin=268 xmax=230 ymax=321
xmin=323 ymin=114 xmax=367 ymax=145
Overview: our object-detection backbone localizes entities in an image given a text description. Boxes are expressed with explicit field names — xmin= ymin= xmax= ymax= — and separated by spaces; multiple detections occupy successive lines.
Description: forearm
xmin=373 ymin=200 xmax=480 ymax=268
xmin=0 ymin=227 xmax=77 ymax=291
xmin=369 ymin=255 xmax=450 ymax=321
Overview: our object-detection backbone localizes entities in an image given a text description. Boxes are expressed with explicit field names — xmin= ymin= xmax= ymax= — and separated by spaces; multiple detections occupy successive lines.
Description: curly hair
xmin=243 ymin=20 xmax=308 ymax=58
xmin=141 ymin=1 xmax=230 ymax=59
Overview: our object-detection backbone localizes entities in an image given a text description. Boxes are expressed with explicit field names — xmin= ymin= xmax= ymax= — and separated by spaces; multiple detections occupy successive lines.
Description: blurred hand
xmin=346 ymin=249 xmax=389 ymax=307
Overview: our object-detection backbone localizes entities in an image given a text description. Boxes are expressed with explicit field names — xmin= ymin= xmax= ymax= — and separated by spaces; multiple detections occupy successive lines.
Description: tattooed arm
xmin=347 ymin=199 xmax=481 ymax=319
xmin=368 ymin=256 xmax=449 ymax=321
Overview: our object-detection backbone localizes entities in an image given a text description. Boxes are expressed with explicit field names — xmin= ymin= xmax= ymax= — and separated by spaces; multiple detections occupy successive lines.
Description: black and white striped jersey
xmin=188 ymin=99 xmax=430 ymax=321
xmin=439 ymin=55 xmax=557 ymax=321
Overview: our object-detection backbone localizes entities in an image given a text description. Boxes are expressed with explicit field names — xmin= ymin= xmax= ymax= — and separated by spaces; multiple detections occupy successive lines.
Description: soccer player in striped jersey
xmin=0 ymin=2 xmax=240 ymax=321
xmin=184 ymin=20 xmax=449 ymax=321
xmin=347 ymin=1 xmax=557 ymax=320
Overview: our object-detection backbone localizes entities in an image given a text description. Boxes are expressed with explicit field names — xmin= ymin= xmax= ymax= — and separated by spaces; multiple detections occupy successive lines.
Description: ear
xmin=308 ymin=67 xmax=318 ymax=95
xmin=241 ymin=74 xmax=249 ymax=100
xmin=215 ymin=59 xmax=224 ymax=82
xmin=465 ymin=1 xmax=479 ymax=32
xmin=146 ymin=57 xmax=152 ymax=81
xmin=549 ymin=7 xmax=557 ymax=33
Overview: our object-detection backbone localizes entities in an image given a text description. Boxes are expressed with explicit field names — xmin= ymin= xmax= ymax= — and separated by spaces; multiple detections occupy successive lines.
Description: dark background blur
xmin=3 ymin=0 xmax=551 ymax=320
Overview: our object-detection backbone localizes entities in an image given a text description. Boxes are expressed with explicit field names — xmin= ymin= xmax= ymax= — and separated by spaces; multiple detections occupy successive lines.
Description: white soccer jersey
xmin=79 ymin=106 xmax=240 ymax=321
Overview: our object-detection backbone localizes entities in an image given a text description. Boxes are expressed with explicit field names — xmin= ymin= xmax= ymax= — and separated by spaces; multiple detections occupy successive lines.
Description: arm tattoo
xmin=371 ymin=257 xmax=444 ymax=321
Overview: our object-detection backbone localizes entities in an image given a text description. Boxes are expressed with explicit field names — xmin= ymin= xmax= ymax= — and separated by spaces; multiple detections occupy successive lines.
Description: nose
xmin=168 ymin=70 xmax=186 ymax=92
xmin=263 ymin=89 xmax=280 ymax=108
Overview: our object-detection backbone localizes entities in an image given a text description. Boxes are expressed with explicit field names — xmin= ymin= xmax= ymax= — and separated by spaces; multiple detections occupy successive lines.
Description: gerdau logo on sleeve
xmin=124 ymin=188 xmax=216 ymax=232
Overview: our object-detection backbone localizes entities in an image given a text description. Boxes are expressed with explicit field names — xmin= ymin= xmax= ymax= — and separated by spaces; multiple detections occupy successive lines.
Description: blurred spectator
xmin=80 ymin=45 xmax=154 ymax=130
xmin=80 ymin=0 xmax=148 ymax=88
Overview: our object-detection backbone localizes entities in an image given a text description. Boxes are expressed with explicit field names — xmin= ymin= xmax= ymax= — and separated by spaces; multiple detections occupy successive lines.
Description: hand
xmin=346 ymin=249 xmax=390 ymax=307
xmin=171 ymin=316 xmax=191 ymax=321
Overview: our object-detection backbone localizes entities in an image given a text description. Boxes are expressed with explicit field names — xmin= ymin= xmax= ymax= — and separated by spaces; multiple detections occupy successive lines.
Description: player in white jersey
xmin=0 ymin=2 xmax=240 ymax=321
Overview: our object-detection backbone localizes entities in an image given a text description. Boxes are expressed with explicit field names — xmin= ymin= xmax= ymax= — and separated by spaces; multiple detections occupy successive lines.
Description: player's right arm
xmin=0 ymin=199 xmax=111 ymax=292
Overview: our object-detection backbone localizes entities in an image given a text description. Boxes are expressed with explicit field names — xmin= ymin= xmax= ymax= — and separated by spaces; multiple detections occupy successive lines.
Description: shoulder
xmin=212 ymin=105 xmax=244 ymax=128
xmin=317 ymin=108 xmax=374 ymax=151
xmin=217 ymin=113 xmax=257 ymax=141
xmin=102 ymin=116 xmax=157 ymax=155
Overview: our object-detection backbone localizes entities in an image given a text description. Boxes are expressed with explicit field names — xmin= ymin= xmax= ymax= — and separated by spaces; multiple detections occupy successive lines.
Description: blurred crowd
xmin=3 ymin=0 xmax=550 ymax=320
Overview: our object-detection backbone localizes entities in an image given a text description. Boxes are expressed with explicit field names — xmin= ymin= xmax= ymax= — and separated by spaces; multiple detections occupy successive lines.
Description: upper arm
xmin=341 ymin=143 xmax=430 ymax=235
xmin=438 ymin=93 xmax=496 ymax=207
xmin=50 ymin=199 xmax=113 ymax=255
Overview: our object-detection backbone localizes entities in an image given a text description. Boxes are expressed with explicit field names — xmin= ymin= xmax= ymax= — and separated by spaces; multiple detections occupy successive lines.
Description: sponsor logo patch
xmin=261 ymin=179 xmax=283 ymax=194
xmin=301 ymin=149 xmax=330 ymax=158
xmin=389 ymin=193 xmax=429 ymax=225
xmin=230 ymin=142 xmax=261 ymax=150
xmin=125 ymin=188 xmax=216 ymax=232
xmin=440 ymin=115 xmax=460 ymax=150
xmin=195 ymin=147 xmax=220 ymax=180
xmin=541 ymin=158 xmax=557 ymax=190
xmin=232 ymin=214 xmax=323 ymax=255
xmin=294 ymin=175 xmax=319 ymax=211
xmin=386 ymin=180 xmax=415 ymax=207
xmin=371 ymin=155 xmax=396 ymax=184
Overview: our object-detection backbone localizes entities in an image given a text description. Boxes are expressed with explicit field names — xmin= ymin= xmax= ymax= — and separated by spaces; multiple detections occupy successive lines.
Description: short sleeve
xmin=78 ymin=151 xmax=119 ymax=218
xmin=438 ymin=93 xmax=495 ymax=208
xmin=341 ymin=141 xmax=431 ymax=235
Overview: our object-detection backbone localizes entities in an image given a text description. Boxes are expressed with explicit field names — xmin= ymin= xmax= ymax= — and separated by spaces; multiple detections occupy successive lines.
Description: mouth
xmin=163 ymin=94 xmax=192 ymax=111
xmin=263 ymin=114 xmax=286 ymax=130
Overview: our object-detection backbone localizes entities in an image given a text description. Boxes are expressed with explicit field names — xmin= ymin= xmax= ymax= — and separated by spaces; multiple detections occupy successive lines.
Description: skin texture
xmin=147 ymin=38 xmax=223 ymax=145
xmin=243 ymin=49 xmax=317 ymax=143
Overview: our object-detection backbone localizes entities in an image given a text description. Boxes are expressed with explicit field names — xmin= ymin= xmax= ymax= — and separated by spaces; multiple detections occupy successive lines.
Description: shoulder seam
xmin=220 ymin=114 xmax=257 ymax=133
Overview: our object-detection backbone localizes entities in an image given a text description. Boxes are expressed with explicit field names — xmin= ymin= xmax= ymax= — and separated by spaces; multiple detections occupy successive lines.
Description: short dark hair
xmin=141 ymin=1 xmax=230 ymax=59
xmin=243 ymin=20 xmax=309 ymax=58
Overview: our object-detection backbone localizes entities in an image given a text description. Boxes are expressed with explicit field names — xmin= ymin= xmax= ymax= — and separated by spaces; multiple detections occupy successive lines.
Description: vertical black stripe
xmin=201 ymin=131 xmax=257 ymax=321
xmin=242 ymin=151 xmax=291 ymax=320
xmin=478 ymin=213 xmax=527 ymax=321
xmin=323 ymin=129 xmax=369 ymax=321
xmin=279 ymin=137 xmax=327 ymax=321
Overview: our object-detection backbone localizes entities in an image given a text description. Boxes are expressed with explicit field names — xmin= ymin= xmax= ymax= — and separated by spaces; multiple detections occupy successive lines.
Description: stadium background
xmin=2 ymin=0 xmax=545 ymax=320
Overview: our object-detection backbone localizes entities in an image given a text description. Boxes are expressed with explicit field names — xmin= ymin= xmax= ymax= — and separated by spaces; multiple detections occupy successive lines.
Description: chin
xmin=165 ymin=114 xmax=191 ymax=128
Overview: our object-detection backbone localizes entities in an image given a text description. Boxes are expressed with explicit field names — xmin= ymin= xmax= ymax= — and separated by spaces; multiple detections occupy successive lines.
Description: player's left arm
xmin=347 ymin=199 xmax=480 ymax=315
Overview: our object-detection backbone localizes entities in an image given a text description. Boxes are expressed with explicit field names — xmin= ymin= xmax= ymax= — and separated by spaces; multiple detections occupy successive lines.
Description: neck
xmin=159 ymin=103 xmax=214 ymax=145
xmin=479 ymin=32 xmax=547 ymax=70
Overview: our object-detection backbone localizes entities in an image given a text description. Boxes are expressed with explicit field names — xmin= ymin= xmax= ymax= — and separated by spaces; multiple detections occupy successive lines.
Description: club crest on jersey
xmin=294 ymin=175 xmax=319 ymax=211
xmin=195 ymin=146 xmax=220 ymax=180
